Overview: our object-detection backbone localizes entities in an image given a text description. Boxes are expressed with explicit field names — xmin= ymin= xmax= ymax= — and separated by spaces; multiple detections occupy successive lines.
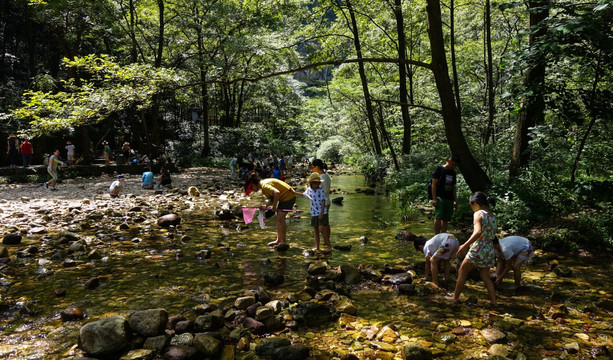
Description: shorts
xmin=433 ymin=237 xmax=459 ymax=260
xmin=434 ymin=197 xmax=454 ymax=222
xmin=67 ymin=154 xmax=74 ymax=161
xmin=48 ymin=170 xmax=58 ymax=181
xmin=516 ymin=244 xmax=534 ymax=262
xmin=277 ymin=197 xmax=296 ymax=211
xmin=311 ymin=213 xmax=329 ymax=227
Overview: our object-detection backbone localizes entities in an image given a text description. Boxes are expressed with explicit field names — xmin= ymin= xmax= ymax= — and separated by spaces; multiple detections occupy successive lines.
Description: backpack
xmin=427 ymin=166 xmax=444 ymax=200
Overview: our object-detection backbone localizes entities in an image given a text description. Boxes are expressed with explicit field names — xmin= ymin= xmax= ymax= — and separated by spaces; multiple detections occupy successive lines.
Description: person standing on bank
xmin=311 ymin=159 xmax=331 ymax=247
xmin=20 ymin=138 xmax=33 ymax=168
xmin=7 ymin=135 xmax=19 ymax=168
xmin=431 ymin=155 xmax=460 ymax=234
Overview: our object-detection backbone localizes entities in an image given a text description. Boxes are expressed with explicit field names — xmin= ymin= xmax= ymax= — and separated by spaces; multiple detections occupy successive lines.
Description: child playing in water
xmin=451 ymin=191 xmax=497 ymax=305
xmin=493 ymin=236 xmax=534 ymax=289
xmin=295 ymin=172 xmax=331 ymax=252
xmin=414 ymin=233 xmax=459 ymax=286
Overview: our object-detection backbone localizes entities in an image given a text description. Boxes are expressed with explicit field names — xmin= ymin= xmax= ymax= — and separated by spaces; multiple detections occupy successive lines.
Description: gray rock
xmin=158 ymin=214 xmax=181 ymax=227
xmin=340 ymin=264 xmax=361 ymax=284
xmin=129 ymin=309 xmax=168 ymax=337
xmin=234 ymin=296 xmax=256 ymax=310
xmin=402 ymin=343 xmax=432 ymax=360
xmin=272 ymin=345 xmax=310 ymax=360
xmin=194 ymin=310 xmax=224 ymax=331
xmin=481 ymin=328 xmax=507 ymax=344
xmin=174 ymin=320 xmax=194 ymax=334
xmin=307 ymin=261 xmax=328 ymax=275
xmin=170 ymin=333 xmax=194 ymax=347
xmin=255 ymin=337 xmax=292 ymax=356
xmin=163 ymin=346 xmax=198 ymax=360
xmin=335 ymin=297 xmax=357 ymax=315
xmin=265 ymin=300 xmax=285 ymax=314
xmin=193 ymin=333 xmax=221 ymax=357
xmin=388 ymin=272 xmax=413 ymax=285
xmin=243 ymin=317 xmax=266 ymax=334
xmin=84 ymin=277 xmax=99 ymax=290
xmin=79 ymin=315 xmax=129 ymax=356
xmin=262 ymin=315 xmax=284 ymax=332
xmin=119 ymin=349 xmax=154 ymax=360
xmin=264 ymin=272 xmax=285 ymax=286
xmin=0 ymin=245 xmax=9 ymax=257
xmin=292 ymin=302 xmax=333 ymax=327
xmin=143 ymin=334 xmax=170 ymax=352
xmin=255 ymin=306 xmax=274 ymax=321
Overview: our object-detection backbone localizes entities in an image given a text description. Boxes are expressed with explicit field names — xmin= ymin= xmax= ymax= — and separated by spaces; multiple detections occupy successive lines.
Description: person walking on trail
xmin=65 ymin=141 xmax=76 ymax=165
xmin=45 ymin=149 xmax=66 ymax=191
xmin=7 ymin=135 xmax=19 ymax=168
xmin=431 ymin=155 xmax=460 ymax=234
xmin=20 ymin=138 xmax=33 ymax=168
xmin=103 ymin=141 xmax=112 ymax=166
xmin=451 ymin=191 xmax=497 ymax=306
xmin=311 ymin=159 xmax=332 ymax=248
xmin=245 ymin=173 xmax=296 ymax=247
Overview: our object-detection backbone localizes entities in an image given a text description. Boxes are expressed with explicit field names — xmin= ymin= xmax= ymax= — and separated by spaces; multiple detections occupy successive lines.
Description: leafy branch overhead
xmin=10 ymin=55 xmax=183 ymax=136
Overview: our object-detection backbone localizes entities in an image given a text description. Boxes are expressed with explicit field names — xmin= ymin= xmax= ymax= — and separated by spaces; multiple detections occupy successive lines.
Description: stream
xmin=1 ymin=174 xmax=612 ymax=359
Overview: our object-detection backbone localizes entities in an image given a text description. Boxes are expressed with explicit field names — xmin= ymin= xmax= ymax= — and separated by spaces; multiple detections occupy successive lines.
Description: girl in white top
xmin=311 ymin=159 xmax=331 ymax=246
xmin=493 ymin=236 xmax=533 ymax=289
xmin=414 ymin=233 xmax=459 ymax=286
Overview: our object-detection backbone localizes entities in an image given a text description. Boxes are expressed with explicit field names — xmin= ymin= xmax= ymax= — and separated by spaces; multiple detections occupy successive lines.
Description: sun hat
xmin=117 ymin=174 xmax=125 ymax=180
xmin=307 ymin=172 xmax=322 ymax=184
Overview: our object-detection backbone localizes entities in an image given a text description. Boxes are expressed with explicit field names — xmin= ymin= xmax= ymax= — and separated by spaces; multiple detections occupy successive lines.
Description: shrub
xmin=534 ymin=229 xmax=580 ymax=253
xmin=316 ymin=136 xmax=344 ymax=163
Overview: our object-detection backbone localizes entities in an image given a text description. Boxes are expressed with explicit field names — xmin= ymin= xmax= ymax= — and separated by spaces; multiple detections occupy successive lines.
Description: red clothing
xmin=21 ymin=141 xmax=32 ymax=155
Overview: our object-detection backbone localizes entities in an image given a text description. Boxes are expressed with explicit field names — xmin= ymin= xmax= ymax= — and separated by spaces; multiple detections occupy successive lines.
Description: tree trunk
xmin=484 ymin=0 xmax=496 ymax=144
xmin=130 ymin=0 xmax=137 ymax=63
xmin=450 ymin=0 xmax=462 ymax=114
xmin=346 ymin=0 xmax=382 ymax=155
xmin=425 ymin=0 xmax=492 ymax=192
xmin=393 ymin=0 xmax=412 ymax=155
xmin=509 ymin=1 xmax=549 ymax=179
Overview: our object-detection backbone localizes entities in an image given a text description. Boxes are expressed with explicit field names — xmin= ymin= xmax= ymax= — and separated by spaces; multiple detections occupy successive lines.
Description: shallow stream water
xmin=1 ymin=174 xmax=612 ymax=359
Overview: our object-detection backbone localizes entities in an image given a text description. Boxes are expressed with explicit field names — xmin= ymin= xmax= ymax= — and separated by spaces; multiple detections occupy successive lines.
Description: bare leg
xmin=440 ymin=219 xmax=448 ymax=233
xmin=513 ymin=259 xmax=525 ymax=288
xmin=434 ymin=219 xmax=442 ymax=234
xmin=443 ymin=259 xmax=451 ymax=281
xmin=322 ymin=225 xmax=331 ymax=250
xmin=313 ymin=226 xmax=320 ymax=250
xmin=276 ymin=211 xmax=288 ymax=244
xmin=431 ymin=256 xmax=440 ymax=286
xmin=453 ymin=259 xmax=474 ymax=301
xmin=479 ymin=268 xmax=497 ymax=305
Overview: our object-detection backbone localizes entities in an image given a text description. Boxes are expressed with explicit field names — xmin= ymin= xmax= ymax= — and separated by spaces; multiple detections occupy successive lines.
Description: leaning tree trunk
xmin=425 ymin=0 xmax=492 ymax=192
xmin=509 ymin=1 xmax=549 ymax=179
xmin=392 ymin=0 xmax=412 ymax=155
xmin=484 ymin=0 xmax=496 ymax=145
xmin=346 ymin=0 xmax=382 ymax=155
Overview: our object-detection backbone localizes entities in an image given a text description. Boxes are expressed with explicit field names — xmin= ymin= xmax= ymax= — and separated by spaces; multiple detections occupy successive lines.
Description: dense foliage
xmin=1 ymin=0 xmax=612 ymax=250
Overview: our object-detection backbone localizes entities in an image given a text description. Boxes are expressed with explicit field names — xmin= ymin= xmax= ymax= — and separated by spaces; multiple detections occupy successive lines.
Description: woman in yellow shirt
xmin=245 ymin=173 xmax=296 ymax=246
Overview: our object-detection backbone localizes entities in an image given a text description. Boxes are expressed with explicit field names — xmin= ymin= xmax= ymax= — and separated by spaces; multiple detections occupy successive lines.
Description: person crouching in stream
xmin=245 ymin=173 xmax=296 ymax=247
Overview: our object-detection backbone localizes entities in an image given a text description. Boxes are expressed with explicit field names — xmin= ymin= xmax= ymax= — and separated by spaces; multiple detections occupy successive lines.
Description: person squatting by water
xmin=451 ymin=191 xmax=498 ymax=305
xmin=295 ymin=172 xmax=331 ymax=253
xmin=109 ymin=174 xmax=126 ymax=197
xmin=493 ymin=236 xmax=534 ymax=289
xmin=414 ymin=233 xmax=459 ymax=287
xmin=245 ymin=173 xmax=296 ymax=247
xmin=431 ymin=155 xmax=460 ymax=234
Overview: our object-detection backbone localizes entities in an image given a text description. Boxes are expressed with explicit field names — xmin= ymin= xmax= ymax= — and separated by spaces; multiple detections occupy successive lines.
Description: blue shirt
xmin=142 ymin=171 xmax=154 ymax=186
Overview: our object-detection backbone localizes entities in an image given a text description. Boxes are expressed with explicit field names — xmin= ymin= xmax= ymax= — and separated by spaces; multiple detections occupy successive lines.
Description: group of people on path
xmin=244 ymin=158 xmax=331 ymax=252
xmin=6 ymin=135 xmax=33 ymax=168
xmin=231 ymin=152 xmax=296 ymax=181
xmin=422 ymin=155 xmax=534 ymax=306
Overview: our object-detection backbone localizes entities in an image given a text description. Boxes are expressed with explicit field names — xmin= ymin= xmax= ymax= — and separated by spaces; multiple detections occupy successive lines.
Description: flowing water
xmin=1 ymin=174 xmax=612 ymax=359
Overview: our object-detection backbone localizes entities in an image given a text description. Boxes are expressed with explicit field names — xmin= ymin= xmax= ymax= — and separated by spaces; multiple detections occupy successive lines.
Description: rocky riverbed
xmin=1 ymin=168 xmax=613 ymax=360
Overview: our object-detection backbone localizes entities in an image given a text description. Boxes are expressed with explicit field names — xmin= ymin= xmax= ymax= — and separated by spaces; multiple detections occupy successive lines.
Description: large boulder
xmin=402 ymin=343 xmax=432 ymax=360
xmin=255 ymin=337 xmax=292 ymax=357
xmin=292 ymin=302 xmax=333 ymax=327
xmin=79 ymin=316 xmax=129 ymax=356
xmin=163 ymin=346 xmax=198 ymax=360
xmin=129 ymin=309 xmax=168 ymax=337
xmin=193 ymin=333 xmax=221 ymax=357
xmin=2 ymin=233 xmax=22 ymax=245
xmin=340 ymin=264 xmax=362 ymax=284
xmin=158 ymin=214 xmax=181 ymax=227
xmin=272 ymin=344 xmax=310 ymax=360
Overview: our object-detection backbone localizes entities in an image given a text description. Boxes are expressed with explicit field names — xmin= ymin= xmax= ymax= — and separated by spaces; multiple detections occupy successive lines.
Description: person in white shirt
xmin=65 ymin=140 xmax=76 ymax=165
xmin=414 ymin=233 xmax=459 ymax=286
xmin=493 ymin=236 xmax=534 ymax=289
